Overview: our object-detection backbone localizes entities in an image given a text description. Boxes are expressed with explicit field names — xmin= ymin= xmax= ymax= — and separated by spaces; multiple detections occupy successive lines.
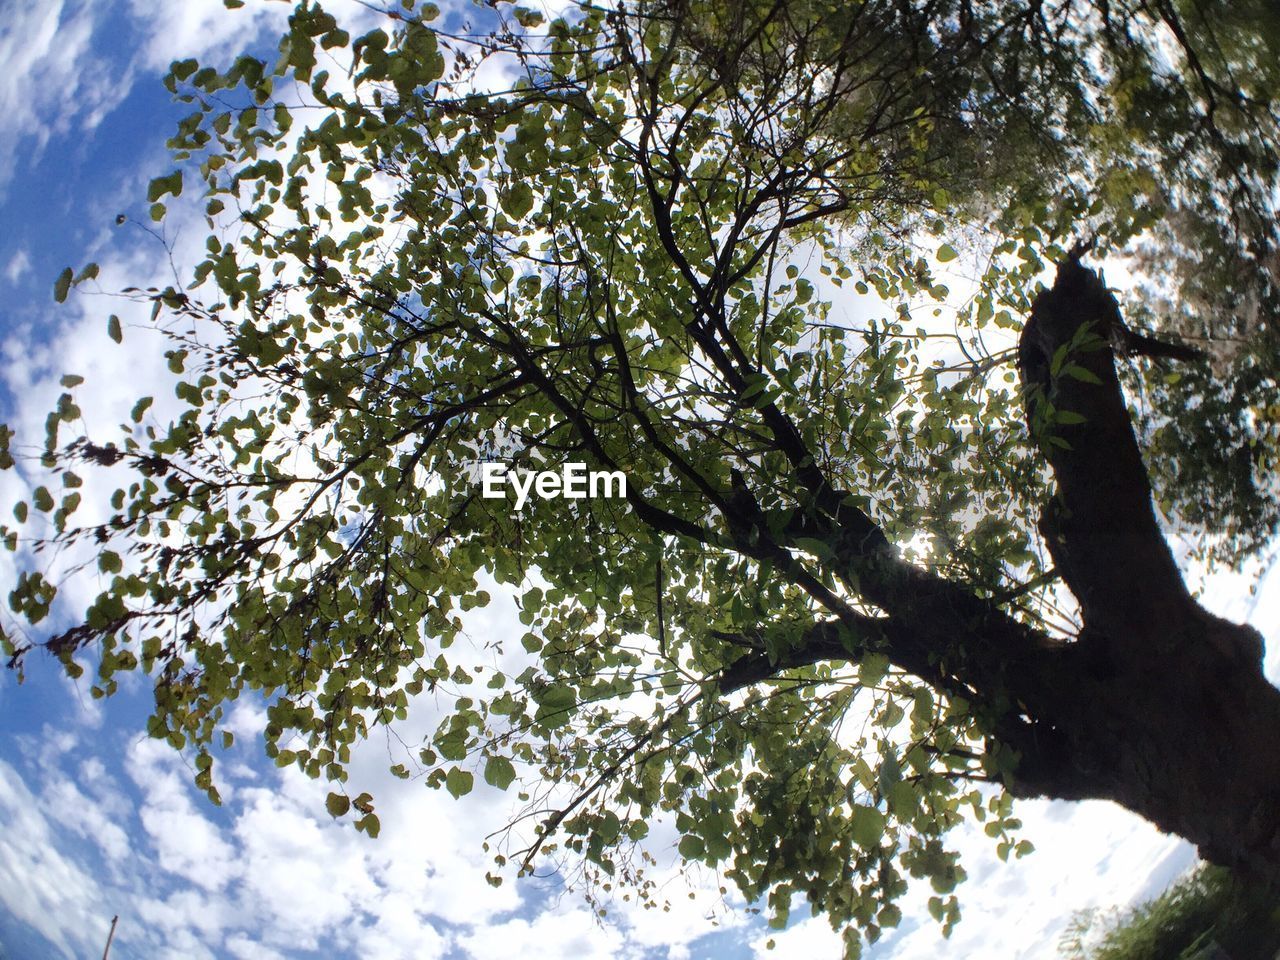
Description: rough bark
xmin=1012 ymin=254 xmax=1280 ymax=877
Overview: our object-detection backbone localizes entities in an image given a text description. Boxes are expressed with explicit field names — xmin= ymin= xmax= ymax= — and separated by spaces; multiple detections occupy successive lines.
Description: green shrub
xmin=1059 ymin=864 xmax=1280 ymax=960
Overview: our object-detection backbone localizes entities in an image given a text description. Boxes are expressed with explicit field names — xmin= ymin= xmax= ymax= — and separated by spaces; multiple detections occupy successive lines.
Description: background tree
xmin=3 ymin=0 xmax=1279 ymax=955
xmin=1058 ymin=863 xmax=1280 ymax=960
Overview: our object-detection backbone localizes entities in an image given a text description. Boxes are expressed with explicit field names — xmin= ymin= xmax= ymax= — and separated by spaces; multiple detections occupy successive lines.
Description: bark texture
xmin=1012 ymin=254 xmax=1280 ymax=877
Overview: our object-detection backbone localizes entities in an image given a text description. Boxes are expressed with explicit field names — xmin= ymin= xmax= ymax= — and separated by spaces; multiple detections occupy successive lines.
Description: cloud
xmin=129 ymin=739 xmax=242 ymax=893
xmin=122 ymin=0 xmax=292 ymax=72
xmin=0 ymin=664 xmax=760 ymax=960
xmin=0 ymin=711 xmax=464 ymax=959
xmin=852 ymin=798 xmax=1191 ymax=960
xmin=3 ymin=249 xmax=30 ymax=285
xmin=0 ymin=759 xmax=104 ymax=960
xmin=456 ymin=904 xmax=629 ymax=960
xmin=231 ymin=782 xmax=382 ymax=950
xmin=750 ymin=915 xmax=842 ymax=959
xmin=43 ymin=771 xmax=131 ymax=864
xmin=0 ymin=2 xmax=132 ymax=198
xmin=225 ymin=936 xmax=288 ymax=960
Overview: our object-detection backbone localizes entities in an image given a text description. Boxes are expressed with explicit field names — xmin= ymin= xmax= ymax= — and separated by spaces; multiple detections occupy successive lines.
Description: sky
xmin=0 ymin=2 xmax=1276 ymax=959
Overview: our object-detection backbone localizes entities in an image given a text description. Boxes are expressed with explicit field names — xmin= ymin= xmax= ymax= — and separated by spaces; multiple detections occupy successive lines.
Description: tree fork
xmin=721 ymin=252 xmax=1280 ymax=876
xmin=1014 ymin=251 xmax=1280 ymax=877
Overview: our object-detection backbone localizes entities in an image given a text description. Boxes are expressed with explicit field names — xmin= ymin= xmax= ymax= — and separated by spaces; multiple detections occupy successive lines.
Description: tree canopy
xmin=4 ymin=0 xmax=1280 ymax=955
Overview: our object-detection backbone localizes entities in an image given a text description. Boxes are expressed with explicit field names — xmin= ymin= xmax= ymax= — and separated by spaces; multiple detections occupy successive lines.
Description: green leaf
xmin=793 ymin=537 xmax=835 ymax=561
xmin=501 ymin=182 xmax=534 ymax=220
xmin=513 ymin=6 xmax=544 ymax=27
xmin=170 ymin=58 xmax=198 ymax=82
xmin=108 ymin=315 xmax=123 ymax=344
xmin=678 ymin=834 xmax=705 ymax=859
xmin=99 ymin=551 xmax=123 ymax=574
xmin=928 ymin=896 xmax=945 ymax=922
xmin=858 ymin=653 xmax=890 ymax=687
xmin=53 ymin=268 xmax=73 ymax=303
xmin=740 ymin=372 xmax=770 ymax=400
xmin=936 ymin=243 xmax=958 ymax=263
xmin=483 ymin=756 xmax=517 ymax=790
xmin=1050 ymin=342 xmax=1071 ymax=377
xmin=147 ymin=171 xmax=184 ymax=202
xmin=849 ymin=805 xmax=885 ymax=848
xmin=877 ymin=752 xmax=902 ymax=796
xmin=1064 ymin=364 xmax=1102 ymax=385
xmin=32 ymin=487 xmax=54 ymax=513
xmin=445 ymin=767 xmax=474 ymax=798
xmin=887 ymin=780 xmax=919 ymax=818
xmin=325 ymin=792 xmax=350 ymax=817
xmin=535 ymin=685 xmax=576 ymax=728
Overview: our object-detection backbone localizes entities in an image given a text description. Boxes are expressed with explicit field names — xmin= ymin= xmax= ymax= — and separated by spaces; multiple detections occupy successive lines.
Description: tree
xmin=4 ymin=0 xmax=1280 ymax=954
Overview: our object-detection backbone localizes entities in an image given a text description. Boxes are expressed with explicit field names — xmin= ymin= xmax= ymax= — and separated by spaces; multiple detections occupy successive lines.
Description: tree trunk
xmin=1012 ymin=253 xmax=1280 ymax=877
xmin=717 ymin=251 xmax=1280 ymax=875
xmin=1007 ymin=606 xmax=1280 ymax=876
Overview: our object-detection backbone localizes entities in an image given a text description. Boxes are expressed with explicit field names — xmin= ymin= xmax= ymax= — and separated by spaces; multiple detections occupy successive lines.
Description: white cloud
xmin=0 ymin=0 xmax=340 ymax=202
xmin=135 ymin=887 xmax=233 ymax=954
xmin=124 ymin=0 xmax=290 ymax=71
xmin=0 ymin=666 xmax=754 ymax=960
xmin=13 ymin=724 xmax=80 ymax=770
xmin=457 ymin=904 xmax=629 ymax=960
xmin=130 ymin=739 xmax=242 ymax=893
xmin=0 ymin=759 xmax=112 ymax=960
xmin=44 ymin=772 xmax=131 ymax=863
xmin=741 ymin=802 xmax=1191 ymax=960
xmin=0 ymin=2 xmax=132 ymax=198
xmin=344 ymin=895 xmax=451 ymax=960
xmin=232 ymin=783 xmax=381 ymax=949
xmin=3 ymin=248 xmax=30 ymax=285
xmin=225 ymin=935 xmax=288 ymax=960
xmin=751 ymin=915 xmax=842 ymax=959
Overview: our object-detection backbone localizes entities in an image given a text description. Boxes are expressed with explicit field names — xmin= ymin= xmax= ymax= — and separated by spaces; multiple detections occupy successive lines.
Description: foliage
xmin=2 ymin=1 xmax=1279 ymax=956
xmin=1058 ymin=864 xmax=1280 ymax=960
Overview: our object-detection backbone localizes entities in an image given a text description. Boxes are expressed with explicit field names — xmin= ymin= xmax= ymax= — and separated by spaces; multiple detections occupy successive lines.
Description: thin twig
xmin=102 ymin=915 xmax=119 ymax=960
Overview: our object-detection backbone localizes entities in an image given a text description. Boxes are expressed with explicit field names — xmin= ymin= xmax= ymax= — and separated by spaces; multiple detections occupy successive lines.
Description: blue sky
xmin=0 ymin=3 xmax=1276 ymax=959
